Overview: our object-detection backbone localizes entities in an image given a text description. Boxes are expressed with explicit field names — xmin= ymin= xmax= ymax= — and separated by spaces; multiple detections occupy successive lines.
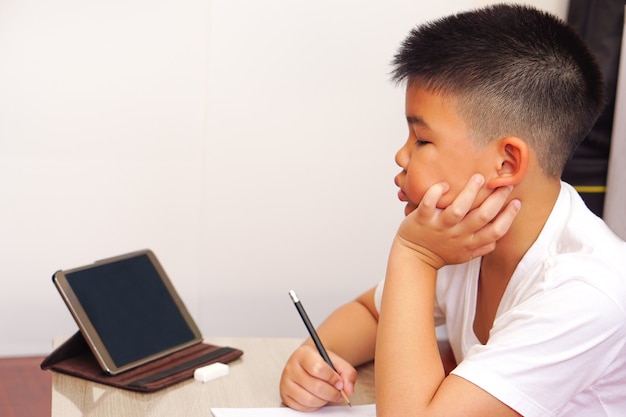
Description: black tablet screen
xmin=65 ymin=254 xmax=195 ymax=368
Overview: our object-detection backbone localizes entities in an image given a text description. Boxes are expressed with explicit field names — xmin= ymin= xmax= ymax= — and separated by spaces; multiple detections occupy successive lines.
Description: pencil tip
xmin=340 ymin=391 xmax=352 ymax=407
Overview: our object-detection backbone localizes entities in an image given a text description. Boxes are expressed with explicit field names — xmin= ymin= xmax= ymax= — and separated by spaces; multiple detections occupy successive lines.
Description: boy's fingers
xmin=441 ymin=174 xmax=485 ymax=225
xmin=300 ymin=354 xmax=347 ymax=398
xmin=328 ymin=352 xmax=358 ymax=395
xmin=281 ymin=381 xmax=326 ymax=412
xmin=471 ymin=199 xmax=522 ymax=257
xmin=287 ymin=363 xmax=344 ymax=407
xmin=281 ymin=368 xmax=329 ymax=411
xmin=397 ymin=175 xmax=519 ymax=266
xmin=302 ymin=355 xmax=340 ymax=384
xmin=415 ymin=181 xmax=449 ymax=220
xmin=279 ymin=346 xmax=347 ymax=411
xmin=484 ymin=198 xmax=521 ymax=240
xmin=464 ymin=185 xmax=515 ymax=230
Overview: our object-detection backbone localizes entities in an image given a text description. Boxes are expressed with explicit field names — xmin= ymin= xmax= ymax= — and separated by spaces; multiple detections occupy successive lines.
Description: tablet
xmin=52 ymin=249 xmax=203 ymax=375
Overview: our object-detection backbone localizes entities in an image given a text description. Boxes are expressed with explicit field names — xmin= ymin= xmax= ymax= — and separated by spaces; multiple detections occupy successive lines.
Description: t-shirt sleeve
xmin=373 ymin=279 xmax=384 ymax=314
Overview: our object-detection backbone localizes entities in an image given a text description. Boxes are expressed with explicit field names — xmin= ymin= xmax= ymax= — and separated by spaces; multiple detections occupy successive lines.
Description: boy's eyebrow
xmin=406 ymin=115 xmax=430 ymax=129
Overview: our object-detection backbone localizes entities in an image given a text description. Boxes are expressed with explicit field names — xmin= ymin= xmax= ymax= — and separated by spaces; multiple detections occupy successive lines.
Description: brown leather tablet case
xmin=41 ymin=331 xmax=243 ymax=392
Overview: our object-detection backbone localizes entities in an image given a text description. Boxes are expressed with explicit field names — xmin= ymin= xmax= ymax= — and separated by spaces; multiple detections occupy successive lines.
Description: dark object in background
xmin=562 ymin=0 xmax=625 ymax=217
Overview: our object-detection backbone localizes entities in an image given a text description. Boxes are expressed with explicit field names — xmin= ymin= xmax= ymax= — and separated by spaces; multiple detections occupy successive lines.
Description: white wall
xmin=0 ymin=0 xmax=212 ymax=356
xmin=605 ymin=6 xmax=626 ymax=241
xmin=0 ymin=0 xmax=568 ymax=357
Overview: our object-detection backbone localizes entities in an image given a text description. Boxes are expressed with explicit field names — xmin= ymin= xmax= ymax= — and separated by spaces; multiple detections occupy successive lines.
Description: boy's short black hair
xmin=391 ymin=4 xmax=605 ymax=178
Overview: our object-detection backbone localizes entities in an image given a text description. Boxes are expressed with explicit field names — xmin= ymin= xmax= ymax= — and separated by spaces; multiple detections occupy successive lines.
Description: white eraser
xmin=194 ymin=362 xmax=229 ymax=383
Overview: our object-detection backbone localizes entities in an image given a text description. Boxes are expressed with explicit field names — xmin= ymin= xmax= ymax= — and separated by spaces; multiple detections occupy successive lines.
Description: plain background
xmin=0 ymin=0 xmax=571 ymax=356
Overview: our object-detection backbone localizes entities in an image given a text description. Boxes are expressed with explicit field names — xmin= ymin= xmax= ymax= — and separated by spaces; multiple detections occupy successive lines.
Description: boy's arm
xmin=315 ymin=288 xmax=379 ymax=365
xmin=376 ymin=177 xmax=522 ymax=417
xmin=280 ymin=288 xmax=379 ymax=411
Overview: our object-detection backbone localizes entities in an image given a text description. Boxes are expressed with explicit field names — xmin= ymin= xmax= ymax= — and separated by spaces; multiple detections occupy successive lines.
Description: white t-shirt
xmin=374 ymin=182 xmax=626 ymax=417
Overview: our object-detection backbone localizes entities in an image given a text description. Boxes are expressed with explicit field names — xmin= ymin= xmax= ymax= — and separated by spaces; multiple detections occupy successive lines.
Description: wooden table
xmin=50 ymin=338 xmax=376 ymax=416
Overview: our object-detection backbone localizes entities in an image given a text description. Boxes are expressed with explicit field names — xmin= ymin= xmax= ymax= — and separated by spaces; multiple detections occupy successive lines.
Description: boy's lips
xmin=397 ymin=189 xmax=407 ymax=201
xmin=394 ymin=174 xmax=406 ymax=201
xmin=397 ymin=188 xmax=417 ymax=216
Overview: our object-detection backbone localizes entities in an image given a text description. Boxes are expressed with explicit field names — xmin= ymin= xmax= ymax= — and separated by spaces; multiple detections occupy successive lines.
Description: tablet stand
xmin=41 ymin=331 xmax=243 ymax=392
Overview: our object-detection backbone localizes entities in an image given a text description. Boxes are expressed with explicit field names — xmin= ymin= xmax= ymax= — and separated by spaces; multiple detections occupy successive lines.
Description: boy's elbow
xmin=355 ymin=286 xmax=380 ymax=322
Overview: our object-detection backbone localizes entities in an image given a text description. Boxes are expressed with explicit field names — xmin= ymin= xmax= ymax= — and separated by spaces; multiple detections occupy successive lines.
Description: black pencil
xmin=289 ymin=290 xmax=352 ymax=407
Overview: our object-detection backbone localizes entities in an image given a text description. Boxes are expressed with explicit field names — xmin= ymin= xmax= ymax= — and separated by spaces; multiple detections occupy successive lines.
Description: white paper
xmin=211 ymin=403 xmax=376 ymax=417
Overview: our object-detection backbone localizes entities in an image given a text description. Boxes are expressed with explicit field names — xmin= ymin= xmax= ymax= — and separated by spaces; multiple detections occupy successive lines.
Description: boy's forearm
xmin=375 ymin=239 xmax=444 ymax=415
xmin=303 ymin=289 xmax=379 ymax=367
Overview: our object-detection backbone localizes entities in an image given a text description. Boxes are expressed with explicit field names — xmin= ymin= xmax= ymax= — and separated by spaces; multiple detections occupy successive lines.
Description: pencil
xmin=288 ymin=290 xmax=352 ymax=407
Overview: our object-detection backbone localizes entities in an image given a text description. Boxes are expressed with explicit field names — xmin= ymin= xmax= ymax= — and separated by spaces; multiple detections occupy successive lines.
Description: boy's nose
xmin=395 ymin=142 xmax=410 ymax=169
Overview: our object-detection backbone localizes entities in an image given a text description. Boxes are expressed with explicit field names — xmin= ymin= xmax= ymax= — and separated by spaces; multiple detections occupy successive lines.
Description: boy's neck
xmin=474 ymin=178 xmax=561 ymax=344
xmin=483 ymin=178 xmax=561 ymax=276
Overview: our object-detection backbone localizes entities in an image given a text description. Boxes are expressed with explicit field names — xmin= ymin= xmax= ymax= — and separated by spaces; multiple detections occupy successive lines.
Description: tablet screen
xmin=53 ymin=250 xmax=202 ymax=374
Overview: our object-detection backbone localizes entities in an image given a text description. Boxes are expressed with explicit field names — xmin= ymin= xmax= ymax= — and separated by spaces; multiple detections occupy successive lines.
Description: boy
xmin=279 ymin=4 xmax=626 ymax=417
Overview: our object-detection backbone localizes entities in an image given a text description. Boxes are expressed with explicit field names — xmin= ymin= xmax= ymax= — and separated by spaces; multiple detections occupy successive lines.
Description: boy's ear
xmin=486 ymin=136 xmax=529 ymax=189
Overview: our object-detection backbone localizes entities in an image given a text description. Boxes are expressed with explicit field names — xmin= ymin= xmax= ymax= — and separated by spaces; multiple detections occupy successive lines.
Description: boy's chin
xmin=404 ymin=200 xmax=452 ymax=216
xmin=404 ymin=203 xmax=418 ymax=216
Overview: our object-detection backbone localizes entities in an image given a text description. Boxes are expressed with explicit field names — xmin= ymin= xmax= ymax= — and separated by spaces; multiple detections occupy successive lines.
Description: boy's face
xmin=394 ymin=82 xmax=494 ymax=216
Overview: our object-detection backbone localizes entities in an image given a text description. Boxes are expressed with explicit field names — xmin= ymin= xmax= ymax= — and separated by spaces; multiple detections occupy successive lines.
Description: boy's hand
xmin=280 ymin=344 xmax=357 ymax=411
xmin=397 ymin=174 xmax=521 ymax=269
